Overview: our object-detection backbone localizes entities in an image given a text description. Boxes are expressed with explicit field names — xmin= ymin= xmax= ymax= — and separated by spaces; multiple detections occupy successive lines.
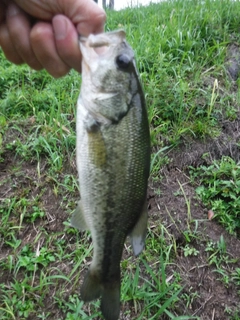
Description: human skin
xmin=0 ymin=0 xmax=106 ymax=77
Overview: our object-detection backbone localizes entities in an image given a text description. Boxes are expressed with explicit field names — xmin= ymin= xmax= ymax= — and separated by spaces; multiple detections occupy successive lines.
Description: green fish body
xmin=71 ymin=30 xmax=150 ymax=320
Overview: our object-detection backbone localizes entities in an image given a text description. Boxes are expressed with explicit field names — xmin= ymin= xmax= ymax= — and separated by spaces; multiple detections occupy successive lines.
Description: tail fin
xmin=80 ymin=270 xmax=102 ymax=302
xmin=101 ymin=281 xmax=120 ymax=320
xmin=81 ymin=271 xmax=121 ymax=320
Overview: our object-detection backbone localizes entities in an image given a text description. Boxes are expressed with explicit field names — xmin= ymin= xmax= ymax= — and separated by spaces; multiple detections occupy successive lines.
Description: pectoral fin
xmin=130 ymin=199 xmax=148 ymax=256
xmin=70 ymin=201 xmax=88 ymax=231
xmin=87 ymin=129 xmax=107 ymax=168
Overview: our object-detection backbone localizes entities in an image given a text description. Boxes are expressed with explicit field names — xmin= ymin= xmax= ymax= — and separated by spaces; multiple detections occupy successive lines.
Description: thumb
xmin=69 ymin=0 xmax=106 ymax=36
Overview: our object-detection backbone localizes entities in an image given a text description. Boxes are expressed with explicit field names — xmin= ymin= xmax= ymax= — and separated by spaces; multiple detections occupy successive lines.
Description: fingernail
xmin=53 ymin=16 xmax=68 ymax=40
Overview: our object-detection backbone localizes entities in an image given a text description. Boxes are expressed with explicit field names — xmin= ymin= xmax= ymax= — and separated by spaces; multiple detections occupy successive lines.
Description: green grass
xmin=107 ymin=0 xmax=240 ymax=144
xmin=1 ymin=0 xmax=240 ymax=319
xmin=190 ymin=156 xmax=240 ymax=236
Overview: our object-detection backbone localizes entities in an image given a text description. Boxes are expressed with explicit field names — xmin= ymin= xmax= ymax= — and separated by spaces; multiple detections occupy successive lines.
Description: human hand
xmin=0 ymin=0 xmax=106 ymax=77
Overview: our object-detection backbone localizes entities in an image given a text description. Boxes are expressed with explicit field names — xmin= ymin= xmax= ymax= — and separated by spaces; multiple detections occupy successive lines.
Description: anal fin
xmin=130 ymin=199 xmax=148 ymax=256
xmin=70 ymin=201 xmax=88 ymax=231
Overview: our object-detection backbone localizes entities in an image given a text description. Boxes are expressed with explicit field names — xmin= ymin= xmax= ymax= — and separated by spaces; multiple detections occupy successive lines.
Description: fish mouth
xmin=79 ymin=29 xmax=126 ymax=49
xmin=79 ymin=30 xmax=127 ymax=68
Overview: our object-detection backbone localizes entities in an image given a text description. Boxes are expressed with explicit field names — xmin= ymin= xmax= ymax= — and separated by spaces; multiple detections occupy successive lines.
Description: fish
xmin=71 ymin=29 xmax=150 ymax=320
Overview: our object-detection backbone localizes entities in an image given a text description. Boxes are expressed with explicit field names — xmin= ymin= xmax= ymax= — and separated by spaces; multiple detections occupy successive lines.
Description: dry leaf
xmin=208 ymin=209 xmax=214 ymax=220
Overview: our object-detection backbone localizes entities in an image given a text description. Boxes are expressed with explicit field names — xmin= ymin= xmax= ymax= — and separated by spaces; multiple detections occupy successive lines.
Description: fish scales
xmin=71 ymin=30 xmax=150 ymax=320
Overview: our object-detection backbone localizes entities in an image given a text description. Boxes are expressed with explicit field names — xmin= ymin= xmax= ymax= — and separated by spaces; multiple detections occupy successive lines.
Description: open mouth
xmin=79 ymin=29 xmax=126 ymax=57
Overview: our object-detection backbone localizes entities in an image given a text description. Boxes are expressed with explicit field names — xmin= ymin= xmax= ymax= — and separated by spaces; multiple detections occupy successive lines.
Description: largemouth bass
xmin=71 ymin=30 xmax=150 ymax=320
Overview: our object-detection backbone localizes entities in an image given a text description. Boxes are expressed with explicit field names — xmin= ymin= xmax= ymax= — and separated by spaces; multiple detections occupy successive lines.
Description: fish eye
xmin=116 ymin=54 xmax=131 ymax=69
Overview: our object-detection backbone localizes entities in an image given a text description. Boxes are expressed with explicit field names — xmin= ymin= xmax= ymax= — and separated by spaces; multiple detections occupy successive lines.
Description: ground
xmin=151 ymin=110 xmax=240 ymax=319
xmin=150 ymin=167 xmax=240 ymax=320
xmin=0 ymin=112 xmax=240 ymax=319
xmin=1 ymin=41 xmax=240 ymax=320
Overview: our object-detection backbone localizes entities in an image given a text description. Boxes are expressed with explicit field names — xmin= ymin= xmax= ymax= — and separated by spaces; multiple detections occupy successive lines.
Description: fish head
xmin=80 ymin=30 xmax=135 ymax=88
xmin=79 ymin=30 xmax=142 ymax=124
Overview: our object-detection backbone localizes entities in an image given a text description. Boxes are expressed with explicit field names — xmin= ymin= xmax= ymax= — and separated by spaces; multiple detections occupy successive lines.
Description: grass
xmin=1 ymin=0 xmax=240 ymax=319
xmin=190 ymin=156 xmax=240 ymax=235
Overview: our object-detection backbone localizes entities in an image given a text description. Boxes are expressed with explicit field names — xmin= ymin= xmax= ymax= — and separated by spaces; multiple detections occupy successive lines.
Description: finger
xmin=14 ymin=0 xmax=106 ymax=35
xmin=6 ymin=3 xmax=42 ymax=70
xmin=53 ymin=15 xmax=82 ymax=73
xmin=0 ymin=22 xmax=23 ymax=64
xmin=68 ymin=0 xmax=106 ymax=36
xmin=74 ymin=5 xmax=106 ymax=36
xmin=30 ymin=22 xmax=70 ymax=78
xmin=69 ymin=0 xmax=106 ymax=36
xmin=13 ymin=0 xmax=53 ymax=20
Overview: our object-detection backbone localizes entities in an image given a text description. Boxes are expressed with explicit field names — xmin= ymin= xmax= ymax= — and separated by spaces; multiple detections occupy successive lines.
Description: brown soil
xmin=149 ymin=166 xmax=240 ymax=320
